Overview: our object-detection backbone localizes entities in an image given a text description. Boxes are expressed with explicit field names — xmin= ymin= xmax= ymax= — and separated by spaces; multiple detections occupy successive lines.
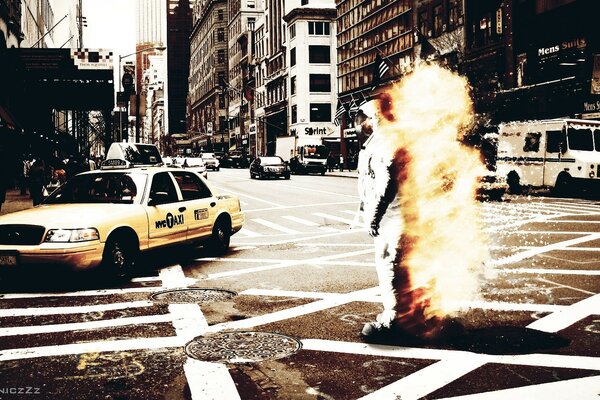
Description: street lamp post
xmin=118 ymin=46 xmax=165 ymax=143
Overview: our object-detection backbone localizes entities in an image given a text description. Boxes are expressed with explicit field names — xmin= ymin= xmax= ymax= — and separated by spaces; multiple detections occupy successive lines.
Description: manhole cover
xmin=150 ymin=288 xmax=237 ymax=304
xmin=185 ymin=331 xmax=302 ymax=363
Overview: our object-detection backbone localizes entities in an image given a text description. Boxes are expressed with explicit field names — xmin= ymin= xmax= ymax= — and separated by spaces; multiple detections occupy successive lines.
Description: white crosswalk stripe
xmin=251 ymin=218 xmax=301 ymax=234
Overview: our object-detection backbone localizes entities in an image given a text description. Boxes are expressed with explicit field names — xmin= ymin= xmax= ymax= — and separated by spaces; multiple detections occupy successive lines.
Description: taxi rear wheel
xmin=209 ymin=218 xmax=231 ymax=255
xmin=103 ymin=234 xmax=138 ymax=280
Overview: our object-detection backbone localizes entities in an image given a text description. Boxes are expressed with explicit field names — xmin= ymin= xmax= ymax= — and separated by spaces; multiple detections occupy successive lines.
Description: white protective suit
xmin=356 ymin=100 xmax=408 ymax=331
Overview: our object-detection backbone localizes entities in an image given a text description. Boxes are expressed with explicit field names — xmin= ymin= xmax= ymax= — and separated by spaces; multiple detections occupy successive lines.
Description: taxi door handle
xmin=210 ymin=202 xmax=216 ymax=207
xmin=179 ymin=207 xmax=186 ymax=212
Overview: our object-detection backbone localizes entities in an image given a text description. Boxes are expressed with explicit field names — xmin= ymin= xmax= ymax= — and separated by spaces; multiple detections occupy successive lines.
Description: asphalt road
xmin=0 ymin=168 xmax=599 ymax=399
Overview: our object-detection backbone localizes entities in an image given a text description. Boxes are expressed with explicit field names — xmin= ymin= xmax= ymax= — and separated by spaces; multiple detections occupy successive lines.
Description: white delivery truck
xmin=275 ymin=135 xmax=329 ymax=175
xmin=496 ymin=118 xmax=600 ymax=193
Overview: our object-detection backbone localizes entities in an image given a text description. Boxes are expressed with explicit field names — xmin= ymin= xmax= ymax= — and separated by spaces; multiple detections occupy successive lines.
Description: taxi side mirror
xmin=148 ymin=191 xmax=170 ymax=206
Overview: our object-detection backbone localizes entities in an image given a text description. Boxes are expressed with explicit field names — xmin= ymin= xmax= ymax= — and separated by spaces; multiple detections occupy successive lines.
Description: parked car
xmin=225 ymin=151 xmax=249 ymax=168
xmin=250 ymin=156 xmax=290 ymax=180
xmin=0 ymin=144 xmax=244 ymax=279
xmin=180 ymin=157 xmax=208 ymax=179
xmin=201 ymin=152 xmax=220 ymax=171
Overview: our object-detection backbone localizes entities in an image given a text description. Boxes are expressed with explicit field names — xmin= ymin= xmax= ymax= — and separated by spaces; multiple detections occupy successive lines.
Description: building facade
xmin=284 ymin=2 xmax=338 ymax=155
xmin=188 ymin=0 xmax=229 ymax=153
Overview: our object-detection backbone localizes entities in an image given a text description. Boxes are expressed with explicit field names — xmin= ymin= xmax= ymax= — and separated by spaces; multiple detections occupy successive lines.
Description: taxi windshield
xmin=44 ymin=172 xmax=147 ymax=204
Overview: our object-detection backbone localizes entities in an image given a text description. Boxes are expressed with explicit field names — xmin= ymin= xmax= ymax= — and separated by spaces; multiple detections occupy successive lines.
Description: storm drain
xmin=184 ymin=331 xmax=302 ymax=363
xmin=149 ymin=288 xmax=237 ymax=304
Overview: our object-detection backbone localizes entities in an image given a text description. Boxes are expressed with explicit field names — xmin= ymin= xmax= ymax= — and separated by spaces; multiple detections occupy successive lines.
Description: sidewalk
xmin=1 ymin=189 xmax=34 ymax=216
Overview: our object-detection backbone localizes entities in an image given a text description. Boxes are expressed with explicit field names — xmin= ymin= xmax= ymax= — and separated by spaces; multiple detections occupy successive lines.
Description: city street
xmin=0 ymin=169 xmax=598 ymax=399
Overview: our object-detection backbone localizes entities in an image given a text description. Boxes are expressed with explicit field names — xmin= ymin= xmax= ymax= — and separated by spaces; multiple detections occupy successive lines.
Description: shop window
xmin=309 ymin=45 xmax=330 ymax=63
xmin=310 ymin=103 xmax=331 ymax=122
xmin=309 ymin=74 xmax=331 ymax=92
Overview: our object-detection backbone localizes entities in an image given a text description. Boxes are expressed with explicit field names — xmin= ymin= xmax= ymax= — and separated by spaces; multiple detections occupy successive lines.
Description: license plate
xmin=0 ymin=254 xmax=17 ymax=266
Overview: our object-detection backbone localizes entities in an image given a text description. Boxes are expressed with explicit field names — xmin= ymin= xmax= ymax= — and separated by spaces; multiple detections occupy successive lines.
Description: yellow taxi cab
xmin=0 ymin=143 xmax=244 ymax=278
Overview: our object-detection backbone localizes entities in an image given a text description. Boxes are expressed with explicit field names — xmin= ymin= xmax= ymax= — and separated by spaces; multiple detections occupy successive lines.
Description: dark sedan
xmin=249 ymin=156 xmax=291 ymax=180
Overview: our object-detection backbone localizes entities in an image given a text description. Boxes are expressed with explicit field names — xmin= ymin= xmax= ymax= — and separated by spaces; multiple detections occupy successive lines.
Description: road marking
xmin=184 ymin=360 xmax=241 ymax=400
xmin=210 ymin=186 xmax=284 ymax=207
xmin=536 ymin=277 xmax=596 ymax=295
xmin=313 ymin=212 xmax=357 ymax=226
xmin=282 ymin=215 xmax=320 ymax=226
xmin=206 ymin=287 xmax=380 ymax=333
xmin=527 ymin=293 xmax=600 ymax=333
xmin=282 ymin=184 xmax=360 ymax=199
xmin=0 ymin=314 xmax=173 ymax=337
xmin=358 ymin=358 xmax=487 ymax=400
xmin=498 ymin=268 xmax=600 ymax=276
xmin=206 ymin=248 xmax=374 ymax=279
xmin=437 ymin=376 xmax=600 ymax=400
xmin=196 ymin=257 xmax=373 ymax=267
xmin=0 ymin=286 xmax=165 ymax=300
xmin=244 ymin=201 xmax=357 ymax=213
xmin=0 ymin=300 xmax=155 ymax=317
xmin=159 ymin=265 xmax=239 ymax=400
xmin=233 ymin=226 xmax=367 ymax=247
xmin=492 ymin=233 xmax=600 ymax=266
xmin=236 ymin=227 xmax=262 ymax=237
xmin=251 ymin=218 xmax=301 ymax=234
xmin=0 ymin=336 xmax=183 ymax=361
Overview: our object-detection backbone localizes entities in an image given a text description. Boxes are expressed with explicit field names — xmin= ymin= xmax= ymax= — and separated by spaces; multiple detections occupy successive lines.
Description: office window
xmin=217 ymin=28 xmax=225 ymax=42
xmin=217 ymin=49 xmax=225 ymax=63
xmin=291 ymin=105 xmax=297 ymax=123
xmin=291 ymin=76 xmax=296 ymax=95
xmin=289 ymin=23 xmax=296 ymax=39
xmin=218 ymin=9 xmax=224 ymax=21
xmin=309 ymin=45 xmax=330 ymax=63
xmin=308 ymin=21 xmax=330 ymax=35
xmin=310 ymin=103 xmax=331 ymax=122
xmin=301 ymin=0 xmax=308 ymax=5
xmin=309 ymin=74 xmax=330 ymax=92
xmin=290 ymin=48 xmax=296 ymax=66
xmin=419 ymin=11 xmax=428 ymax=36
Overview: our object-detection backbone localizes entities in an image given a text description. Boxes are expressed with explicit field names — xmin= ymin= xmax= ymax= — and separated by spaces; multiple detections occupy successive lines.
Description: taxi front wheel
xmin=103 ymin=234 xmax=138 ymax=280
xmin=209 ymin=219 xmax=231 ymax=256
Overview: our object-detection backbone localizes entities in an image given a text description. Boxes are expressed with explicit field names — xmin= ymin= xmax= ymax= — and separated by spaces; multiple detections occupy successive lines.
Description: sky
xmin=82 ymin=0 xmax=136 ymax=65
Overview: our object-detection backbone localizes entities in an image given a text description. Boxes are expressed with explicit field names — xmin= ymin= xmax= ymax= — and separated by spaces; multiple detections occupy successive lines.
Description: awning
xmin=0 ymin=105 xmax=21 ymax=132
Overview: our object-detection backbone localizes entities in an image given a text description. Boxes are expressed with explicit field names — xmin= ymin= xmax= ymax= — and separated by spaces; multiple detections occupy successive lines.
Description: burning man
xmin=357 ymin=64 xmax=489 ymax=342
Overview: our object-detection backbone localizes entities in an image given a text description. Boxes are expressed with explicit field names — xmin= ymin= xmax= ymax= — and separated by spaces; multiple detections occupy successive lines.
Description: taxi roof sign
xmin=103 ymin=143 xmax=163 ymax=169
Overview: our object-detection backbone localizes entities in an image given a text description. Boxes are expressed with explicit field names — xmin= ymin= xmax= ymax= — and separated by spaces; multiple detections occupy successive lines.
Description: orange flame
xmin=377 ymin=63 xmax=489 ymax=338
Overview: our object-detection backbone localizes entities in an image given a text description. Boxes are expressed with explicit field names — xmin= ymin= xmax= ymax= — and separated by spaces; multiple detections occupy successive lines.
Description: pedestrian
xmin=20 ymin=156 xmax=32 ymax=195
xmin=327 ymin=154 xmax=335 ymax=172
xmin=339 ymin=154 xmax=344 ymax=172
xmin=29 ymin=159 xmax=46 ymax=206
xmin=0 ymin=152 xmax=10 ymax=213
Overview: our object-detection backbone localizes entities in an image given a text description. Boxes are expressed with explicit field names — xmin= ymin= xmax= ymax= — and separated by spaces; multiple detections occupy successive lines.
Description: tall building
xmin=335 ymin=0 xmax=414 ymax=160
xmin=262 ymin=0 xmax=286 ymax=156
xmin=166 ymin=0 xmax=193 ymax=135
xmin=135 ymin=0 xmax=167 ymax=143
xmin=228 ymin=0 xmax=264 ymax=156
xmin=188 ymin=0 xmax=229 ymax=153
xmin=20 ymin=0 xmax=56 ymax=48
xmin=283 ymin=1 xmax=338 ymax=156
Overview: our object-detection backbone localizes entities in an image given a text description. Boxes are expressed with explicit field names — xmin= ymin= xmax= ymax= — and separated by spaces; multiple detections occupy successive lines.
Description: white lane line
xmin=0 ymin=314 xmax=173 ymax=337
xmin=236 ymin=227 xmax=262 ymax=237
xmin=233 ymin=226 xmax=367 ymax=247
xmin=240 ymin=289 xmax=566 ymax=313
xmin=546 ymin=219 xmax=600 ymax=224
xmin=251 ymin=218 xmax=301 ymax=234
xmin=231 ymin=246 xmax=257 ymax=251
xmin=196 ymin=257 xmax=373 ymax=267
xmin=498 ymin=268 xmax=600 ymax=276
xmin=159 ymin=265 xmax=239 ymax=400
xmin=536 ymin=277 xmax=596 ymax=295
xmin=527 ymin=293 xmax=600 ymax=333
xmin=131 ymin=276 xmax=161 ymax=282
xmin=206 ymin=248 xmax=374 ymax=280
xmin=294 ymin=243 xmax=372 ymax=247
xmin=280 ymin=184 xmax=360 ymax=199
xmin=206 ymin=287 xmax=380 ymax=333
xmin=0 ymin=336 xmax=183 ymax=361
xmin=0 ymin=300 xmax=155 ymax=318
xmin=0 ymin=286 xmax=165 ymax=300
xmin=210 ymin=186 xmax=284 ymax=207
xmin=282 ymin=215 xmax=320 ymax=226
xmin=184 ymin=360 xmax=241 ymax=400
xmin=302 ymin=339 xmax=600 ymax=370
xmin=313 ymin=212 xmax=357 ymax=226
xmin=244 ymin=201 xmax=358 ymax=213
xmin=437 ymin=376 xmax=600 ymax=400
xmin=492 ymin=233 xmax=600 ymax=266
xmin=358 ymin=358 xmax=487 ymax=400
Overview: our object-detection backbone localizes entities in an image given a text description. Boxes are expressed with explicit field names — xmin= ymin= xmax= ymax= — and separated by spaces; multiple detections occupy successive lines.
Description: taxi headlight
xmin=45 ymin=228 xmax=100 ymax=243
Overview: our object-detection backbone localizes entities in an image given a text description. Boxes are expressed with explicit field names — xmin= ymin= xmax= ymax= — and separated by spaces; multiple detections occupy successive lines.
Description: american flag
xmin=371 ymin=53 xmax=391 ymax=90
